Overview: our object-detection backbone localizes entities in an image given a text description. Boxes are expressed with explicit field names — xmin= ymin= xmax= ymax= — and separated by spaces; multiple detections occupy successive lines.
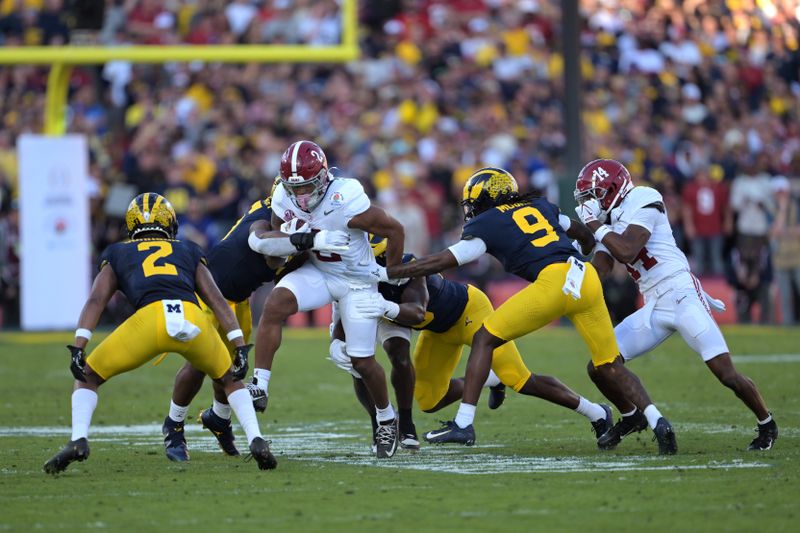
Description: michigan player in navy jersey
xmin=161 ymin=180 xmax=287 ymax=460
xmin=44 ymin=193 xmax=277 ymax=474
xmin=366 ymin=168 xmax=677 ymax=454
xmin=346 ymin=241 xmax=613 ymax=447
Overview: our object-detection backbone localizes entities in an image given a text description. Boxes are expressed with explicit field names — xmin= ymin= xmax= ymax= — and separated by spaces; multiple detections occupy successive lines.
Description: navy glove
xmin=232 ymin=344 xmax=253 ymax=381
xmin=67 ymin=345 xmax=87 ymax=382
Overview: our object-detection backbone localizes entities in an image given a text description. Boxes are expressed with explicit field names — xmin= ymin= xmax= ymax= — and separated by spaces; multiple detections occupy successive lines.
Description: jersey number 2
xmin=138 ymin=241 xmax=178 ymax=277
xmin=512 ymin=207 xmax=559 ymax=247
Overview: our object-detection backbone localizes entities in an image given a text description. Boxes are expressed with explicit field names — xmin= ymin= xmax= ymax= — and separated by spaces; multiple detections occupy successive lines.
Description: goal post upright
xmin=0 ymin=0 xmax=359 ymax=134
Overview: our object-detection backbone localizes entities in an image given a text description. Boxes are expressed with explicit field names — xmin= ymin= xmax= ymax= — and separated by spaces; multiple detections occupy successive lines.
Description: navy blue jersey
xmin=461 ymin=197 xmax=577 ymax=282
xmin=99 ymin=238 xmax=205 ymax=309
xmin=379 ymin=254 xmax=468 ymax=333
xmin=207 ymin=199 xmax=277 ymax=303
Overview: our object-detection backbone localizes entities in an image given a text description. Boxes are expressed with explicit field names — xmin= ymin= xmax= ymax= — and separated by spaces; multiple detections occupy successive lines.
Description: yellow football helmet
xmin=125 ymin=192 xmax=178 ymax=239
xmin=368 ymin=233 xmax=387 ymax=258
xmin=461 ymin=167 xmax=519 ymax=220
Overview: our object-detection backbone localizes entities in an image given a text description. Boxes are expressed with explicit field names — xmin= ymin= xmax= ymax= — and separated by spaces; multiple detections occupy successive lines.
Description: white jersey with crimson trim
xmin=272 ymin=177 xmax=376 ymax=282
xmin=606 ymin=186 xmax=690 ymax=293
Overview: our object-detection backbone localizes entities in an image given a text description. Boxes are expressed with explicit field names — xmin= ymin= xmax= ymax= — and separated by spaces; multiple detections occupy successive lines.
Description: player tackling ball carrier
xmin=247 ymin=140 xmax=407 ymax=459
xmin=574 ymin=159 xmax=778 ymax=451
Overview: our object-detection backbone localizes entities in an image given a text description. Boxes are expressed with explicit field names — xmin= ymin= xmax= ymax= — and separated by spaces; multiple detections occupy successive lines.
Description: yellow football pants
xmin=199 ymin=298 xmax=253 ymax=357
xmin=86 ymin=300 xmax=232 ymax=380
xmin=483 ymin=261 xmax=620 ymax=366
xmin=413 ymin=285 xmax=532 ymax=411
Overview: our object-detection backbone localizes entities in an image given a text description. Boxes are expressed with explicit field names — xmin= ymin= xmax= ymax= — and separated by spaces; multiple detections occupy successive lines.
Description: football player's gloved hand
xmin=280 ymin=218 xmax=311 ymax=235
xmin=575 ymin=199 xmax=605 ymax=225
xmin=363 ymin=265 xmax=409 ymax=286
xmin=328 ymin=338 xmax=361 ymax=378
xmin=294 ymin=229 xmax=350 ymax=253
xmin=354 ymin=293 xmax=400 ymax=320
xmin=231 ymin=344 xmax=253 ymax=381
xmin=67 ymin=345 xmax=87 ymax=382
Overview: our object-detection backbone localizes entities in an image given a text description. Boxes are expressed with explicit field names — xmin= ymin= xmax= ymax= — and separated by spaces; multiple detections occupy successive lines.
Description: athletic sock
xmin=375 ymin=403 xmax=396 ymax=424
xmin=227 ymin=388 xmax=262 ymax=444
xmin=71 ymin=388 xmax=98 ymax=441
xmin=575 ymin=397 xmax=607 ymax=422
xmin=483 ymin=370 xmax=501 ymax=388
xmin=212 ymin=399 xmax=232 ymax=420
xmin=168 ymin=401 xmax=189 ymax=423
xmin=621 ymin=407 xmax=637 ymax=418
xmin=370 ymin=410 xmax=378 ymax=439
xmin=758 ymin=413 xmax=773 ymax=425
xmin=454 ymin=403 xmax=476 ymax=429
xmin=398 ymin=408 xmax=413 ymax=434
xmin=643 ymin=404 xmax=663 ymax=429
xmin=253 ymin=368 xmax=271 ymax=393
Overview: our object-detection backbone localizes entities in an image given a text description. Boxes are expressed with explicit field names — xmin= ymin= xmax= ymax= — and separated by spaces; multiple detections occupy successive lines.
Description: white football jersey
xmin=607 ymin=186 xmax=690 ymax=293
xmin=272 ymin=177 xmax=376 ymax=282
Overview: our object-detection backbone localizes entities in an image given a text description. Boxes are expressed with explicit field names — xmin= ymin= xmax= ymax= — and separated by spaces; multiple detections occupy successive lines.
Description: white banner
xmin=19 ymin=134 xmax=90 ymax=330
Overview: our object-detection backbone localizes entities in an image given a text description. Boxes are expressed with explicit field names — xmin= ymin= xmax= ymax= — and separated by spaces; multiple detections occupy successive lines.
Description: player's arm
xmin=591 ymin=249 xmax=615 ymax=277
xmin=195 ymin=262 xmax=245 ymax=347
xmin=73 ymin=265 xmax=118 ymax=350
xmin=248 ymin=212 xmax=348 ymax=257
xmin=392 ymin=276 xmax=429 ymax=326
xmin=348 ymin=205 xmax=405 ymax=266
xmin=585 ymin=219 xmax=651 ymax=264
xmin=560 ymin=214 xmax=596 ymax=256
xmin=385 ymin=237 xmax=485 ymax=279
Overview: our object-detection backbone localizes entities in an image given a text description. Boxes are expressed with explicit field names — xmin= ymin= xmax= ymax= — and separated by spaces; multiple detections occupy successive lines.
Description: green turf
xmin=1 ymin=326 xmax=798 ymax=532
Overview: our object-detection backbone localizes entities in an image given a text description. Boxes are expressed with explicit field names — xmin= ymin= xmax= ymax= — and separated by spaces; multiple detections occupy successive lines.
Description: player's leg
xmin=570 ymin=264 xmax=676 ymax=454
xmin=251 ymin=263 xmax=333 ymax=407
xmin=673 ymin=282 xmax=777 ymax=449
xmin=340 ymin=288 xmax=397 ymax=458
xmin=412 ymin=328 xmax=465 ymax=412
xmin=378 ymin=320 xmax=418 ymax=450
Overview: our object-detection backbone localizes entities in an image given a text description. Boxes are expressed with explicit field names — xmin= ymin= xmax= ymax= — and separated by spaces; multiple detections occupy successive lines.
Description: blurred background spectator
xmin=1 ymin=0 xmax=800 ymax=327
xmin=771 ymin=169 xmax=800 ymax=326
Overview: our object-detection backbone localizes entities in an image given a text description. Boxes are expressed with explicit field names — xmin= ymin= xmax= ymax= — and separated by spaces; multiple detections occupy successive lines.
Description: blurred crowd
xmin=1 ymin=0 xmax=800 ymax=327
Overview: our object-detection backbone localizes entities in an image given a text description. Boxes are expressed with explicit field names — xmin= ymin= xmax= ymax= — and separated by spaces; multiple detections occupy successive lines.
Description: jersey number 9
xmin=512 ymin=207 xmax=558 ymax=248
xmin=138 ymin=241 xmax=178 ymax=277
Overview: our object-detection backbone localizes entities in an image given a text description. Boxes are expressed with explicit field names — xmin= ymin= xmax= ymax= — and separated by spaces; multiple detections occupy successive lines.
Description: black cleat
xmin=162 ymin=417 xmax=189 ymax=462
xmin=44 ymin=438 xmax=90 ymax=475
xmin=424 ymin=420 xmax=476 ymax=446
xmin=591 ymin=404 xmax=614 ymax=440
xmin=488 ymin=384 xmax=506 ymax=410
xmin=597 ymin=410 xmax=648 ymax=450
xmin=375 ymin=418 xmax=399 ymax=458
xmin=748 ymin=418 xmax=778 ymax=451
xmin=247 ymin=378 xmax=268 ymax=413
xmin=246 ymin=436 xmax=277 ymax=470
xmin=652 ymin=417 xmax=678 ymax=455
xmin=199 ymin=408 xmax=240 ymax=456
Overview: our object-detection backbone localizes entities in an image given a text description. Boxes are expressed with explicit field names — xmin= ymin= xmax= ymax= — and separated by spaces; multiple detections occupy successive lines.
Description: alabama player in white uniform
xmin=247 ymin=140 xmax=407 ymax=458
xmin=574 ymin=159 xmax=777 ymax=451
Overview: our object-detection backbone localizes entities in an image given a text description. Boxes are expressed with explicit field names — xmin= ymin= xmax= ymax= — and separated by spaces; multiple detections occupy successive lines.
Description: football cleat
xmin=596 ymin=410 xmax=648 ymax=450
xmin=375 ymin=418 xmax=399 ymax=459
xmin=44 ymin=438 xmax=90 ymax=475
xmin=591 ymin=404 xmax=614 ymax=440
xmin=652 ymin=417 xmax=678 ymax=455
xmin=247 ymin=378 xmax=268 ymax=413
xmin=162 ymin=416 xmax=189 ymax=462
xmin=748 ymin=418 xmax=778 ymax=451
xmin=424 ymin=420 xmax=476 ymax=446
xmin=488 ymin=384 xmax=506 ymax=410
xmin=199 ymin=408 xmax=240 ymax=456
xmin=399 ymin=425 xmax=421 ymax=451
xmin=246 ymin=437 xmax=277 ymax=470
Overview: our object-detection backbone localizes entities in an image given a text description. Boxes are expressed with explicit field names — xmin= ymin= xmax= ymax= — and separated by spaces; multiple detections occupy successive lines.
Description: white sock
xmin=227 ymin=388 xmax=262 ymax=444
xmin=454 ymin=403 xmax=476 ymax=429
xmin=71 ymin=388 xmax=98 ymax=441
xmin=621 ymin=407 xmax=637 ymax=418
xmin=643 ymin=404 xmax=663 ymax=429
xmin=483 ymin=369 xmax=501 ymax=388
xmin=212 ymin=399 xmax=232 ymax=420
xmin=375 ymin=403 xmax=396 ymax=424
xmin=254 ymin=368 xmax=271 ymax=393
xmin=575 ymin=397 xmax=607 ymax=422
xmin=758 ymin=414 xmax=772 ymax=425
xmin=168 ymin=401 xmax=189 ymax=423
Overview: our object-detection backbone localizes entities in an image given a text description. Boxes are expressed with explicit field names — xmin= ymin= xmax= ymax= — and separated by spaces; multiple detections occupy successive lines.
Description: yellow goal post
xmin=0 ymin=0 xmax=358 ymax=135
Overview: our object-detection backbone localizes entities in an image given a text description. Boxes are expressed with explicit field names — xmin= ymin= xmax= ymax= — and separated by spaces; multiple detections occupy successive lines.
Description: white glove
xmin=364 ymin=265 xmax=389 ymax=283
xmin=280 ymin=218 xmax=311 ymax=235
xmin=312 ymin=230 xmax=350 ymax=253
xmin=354 ymin=292 xmax=400 ymax=319
xmin=575 ymin=199 xmax=605 ymax=225
xmin=327 ymin=338 xmax=361 ymax=378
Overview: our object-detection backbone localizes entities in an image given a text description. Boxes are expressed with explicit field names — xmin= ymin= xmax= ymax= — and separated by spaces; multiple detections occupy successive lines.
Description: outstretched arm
xmin=386 ymin=249 xmax=459 ymax=279
xmin=348 ymin=205 xmax=405 ymax=266
xmin=564 ymin=217 xmax=596 ymax=256
xmin=74 ymin=265 xmax=118 ymax=349
xmin=195 ymin=262 xmax=244 ymax=347
xmin=586 ymin=220 xmax=651 ymax=264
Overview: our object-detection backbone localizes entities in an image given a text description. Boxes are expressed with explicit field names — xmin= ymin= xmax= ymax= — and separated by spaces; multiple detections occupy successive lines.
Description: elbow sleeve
xmin=248 ymin=232 xmax=296 ymax=257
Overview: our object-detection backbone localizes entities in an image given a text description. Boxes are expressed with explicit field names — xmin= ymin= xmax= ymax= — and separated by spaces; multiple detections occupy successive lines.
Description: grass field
xmin=1 ymin=326 xmax=798 ymax=532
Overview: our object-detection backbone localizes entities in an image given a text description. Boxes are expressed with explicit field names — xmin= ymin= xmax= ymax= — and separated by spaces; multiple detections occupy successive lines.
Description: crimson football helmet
xmin=279 ymin=140 xmax=332 ymax=212
xmin=574 ymin=159 xmax=633 ymax=217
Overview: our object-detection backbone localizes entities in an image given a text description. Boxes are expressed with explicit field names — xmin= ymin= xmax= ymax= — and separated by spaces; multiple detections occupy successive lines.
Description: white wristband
xmin=383 ymin=301 xmax=400 ymax=320
xmin=594 ymin=225 xmax=612 ymax=243
xmin=75 ymin=328 xmax=92 ymax=340
xmin=226 ymin=329 xmax=244 ymax=341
